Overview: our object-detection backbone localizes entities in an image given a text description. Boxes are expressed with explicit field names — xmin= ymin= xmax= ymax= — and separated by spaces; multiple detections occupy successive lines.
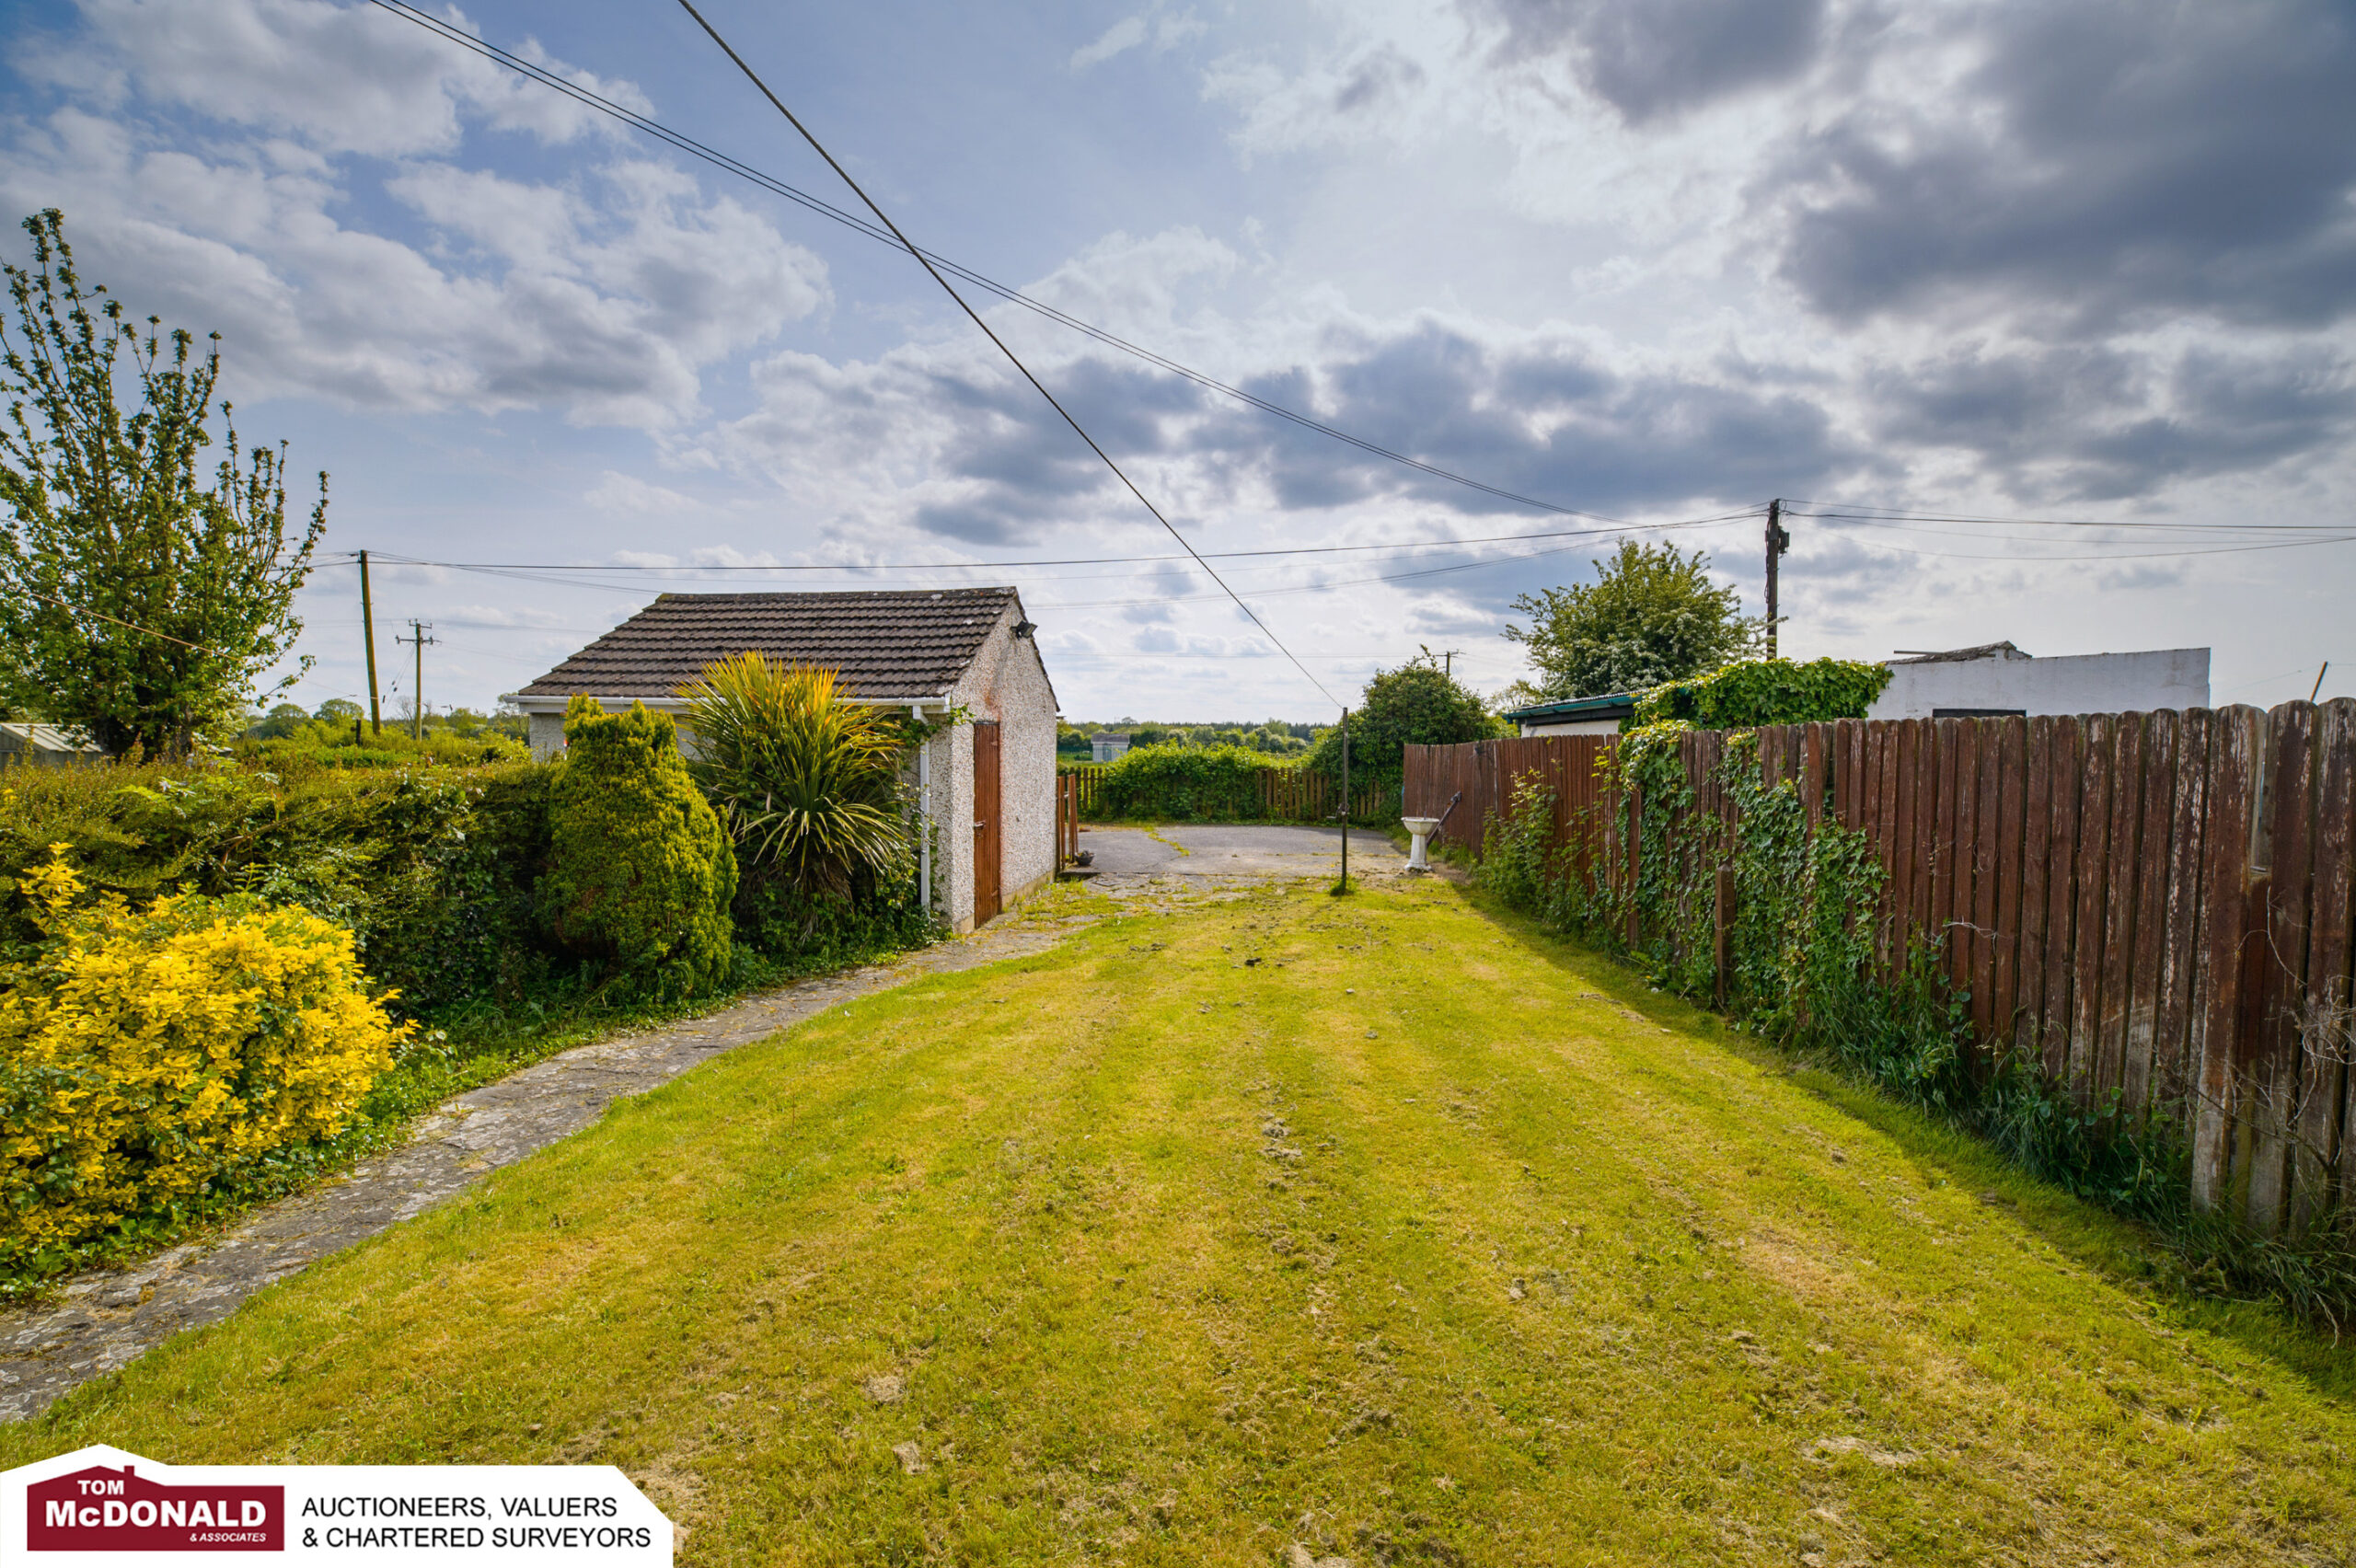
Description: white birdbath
xmin=1402 ymin=815 xmax=1442 ymax=871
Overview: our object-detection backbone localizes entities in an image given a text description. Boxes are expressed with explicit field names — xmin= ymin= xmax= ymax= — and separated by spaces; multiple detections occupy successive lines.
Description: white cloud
xmin=586 ymin=472 xmax=699 ymax=517
xmin=1071 ymin=6 xmax=1205 ymax=72
xmin=40 ymin=0 xmax=648 ymax=157
xmin=0 ymin=138 xmax=829 ymax=426
xmin=1073 ymin=17 xmax=1149 ymax=71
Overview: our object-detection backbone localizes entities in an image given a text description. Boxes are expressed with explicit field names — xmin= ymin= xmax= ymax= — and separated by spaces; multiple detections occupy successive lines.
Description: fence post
xmin=2192 ymin=706 xmax=2265 ymax=1210
xmin=1625 ymin=785 xmax=1644 ymax=952
xmin=1714 ymin=863 xmax=1733 ymax=1007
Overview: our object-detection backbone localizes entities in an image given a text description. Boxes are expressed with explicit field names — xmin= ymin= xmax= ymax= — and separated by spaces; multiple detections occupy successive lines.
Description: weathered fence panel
xmin=1406 ymin=698 xmax=2356 ymax=1230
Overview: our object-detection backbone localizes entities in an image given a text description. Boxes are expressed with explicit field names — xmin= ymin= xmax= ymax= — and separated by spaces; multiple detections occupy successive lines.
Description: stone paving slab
xmin=0 ymin=917 xmax=1087 ymax=1424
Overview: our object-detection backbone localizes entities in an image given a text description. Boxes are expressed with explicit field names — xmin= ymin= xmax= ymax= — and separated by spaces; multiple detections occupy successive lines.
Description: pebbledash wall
xmin=922 ymin=604 xmax=1057 ymax=933
xmin=525 ymin=598 xmax=1055 ymax=936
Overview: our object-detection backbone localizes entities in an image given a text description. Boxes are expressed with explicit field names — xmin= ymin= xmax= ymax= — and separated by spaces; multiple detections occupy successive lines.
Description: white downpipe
xmin=912 ymin=703 xmax=932 ymax=913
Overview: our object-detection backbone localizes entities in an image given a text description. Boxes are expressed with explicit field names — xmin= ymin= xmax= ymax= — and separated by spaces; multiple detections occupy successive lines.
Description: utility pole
xmin=1440 ymin=649 xmax=1464 ymax=679
xmin=1764 ymin=499 xmax=1791 ymax=659
xmin=1338 ymin=708 xmax=1350 ymax=891
xmin=358 ymin=550 xmax=383 ymax=735
xmin=397 ymin=620 xmax=438 ymax=740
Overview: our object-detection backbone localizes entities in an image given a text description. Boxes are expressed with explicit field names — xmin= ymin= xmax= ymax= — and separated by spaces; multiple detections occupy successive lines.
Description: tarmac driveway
xmin=1079 ymin=824 xmax=1404 ymax=881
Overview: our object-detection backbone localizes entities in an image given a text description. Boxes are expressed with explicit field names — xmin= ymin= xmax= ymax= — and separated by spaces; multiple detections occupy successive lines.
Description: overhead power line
xmin=364 ymin=527 xmax=1646 ymax=613
xmin=330 ymin=510 xmax=1753 ymax=577
xmin=1784 ymin=501 xmax=2345 ymax=533
xmin=365 ymin=0 xmax=1640 ymax=527
xmin=668 ymin=0 xmax=1343 ymax=706
xmin=1819 ymin=529 xmax=2356 ymax=564
xmin=7 ymin=586 xmax=221 ymax=653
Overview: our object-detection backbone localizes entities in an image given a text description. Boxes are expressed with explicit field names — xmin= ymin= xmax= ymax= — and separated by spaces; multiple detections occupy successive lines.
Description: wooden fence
xmin=1060 ymin=764 xmax=1103 ymax=817
xmin=1406 ymin=700 xmax=2356 ymax=1231
xmin=1057 ymin=763 xmax=1392 ymax=824
xmin=1057 ymin=772 xmax=1083 ymax=864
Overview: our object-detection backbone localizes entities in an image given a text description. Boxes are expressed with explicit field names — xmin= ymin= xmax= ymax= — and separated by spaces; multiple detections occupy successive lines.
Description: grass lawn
xmin=7 ymin=878 xmax=2353 ymax=1565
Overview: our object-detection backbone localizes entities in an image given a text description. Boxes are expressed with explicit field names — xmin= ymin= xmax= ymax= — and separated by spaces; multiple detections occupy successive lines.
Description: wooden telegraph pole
xmin=1764 ymin=499 xmax=1791 ymax=658
xmin=398 ymin=620 xmax=438 ymax=740
xmin=358 ymin=549 xmax=383 ymax=736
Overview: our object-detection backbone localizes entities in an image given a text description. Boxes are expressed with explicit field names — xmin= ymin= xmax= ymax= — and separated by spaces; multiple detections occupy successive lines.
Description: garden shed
xmin=509 ymin=587 xmax=1058 ymax=932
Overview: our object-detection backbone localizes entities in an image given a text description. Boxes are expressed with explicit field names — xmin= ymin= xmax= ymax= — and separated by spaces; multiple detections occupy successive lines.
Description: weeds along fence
xmin=1059 ymin=762 xmax=1393 ymax=824
xmin=1406 ymin=700 xmax=2356 ymax=1234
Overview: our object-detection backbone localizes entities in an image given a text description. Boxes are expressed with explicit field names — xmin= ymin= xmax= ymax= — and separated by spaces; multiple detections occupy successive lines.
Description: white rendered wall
xmin=1870 ymin=648 xmax=2211 ymax=720
xmin=1519 ymin=717 xmax=1623 ymax=737
xmin=947 ymin=604 xmax=1058 ymax=928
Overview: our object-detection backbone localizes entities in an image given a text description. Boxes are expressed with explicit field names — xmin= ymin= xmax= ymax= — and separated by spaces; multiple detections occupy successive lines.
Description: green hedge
xmin=1080 ymin=744 xmax=1397 ymax=824
xmin=1093 ymin=744 xmax=1278 ymax=821
xmin=3 ymin=746 xmax=936 ymax=1014
xmin=1630 ymin=656 xmax=1890 ymax=730
xmin=0 ymin=759 xmax=560 ymax=1014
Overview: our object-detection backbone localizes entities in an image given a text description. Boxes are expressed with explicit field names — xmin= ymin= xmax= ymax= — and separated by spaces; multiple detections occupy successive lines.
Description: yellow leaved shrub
xmin=0 ymin=848 xmax=412 ymax=1265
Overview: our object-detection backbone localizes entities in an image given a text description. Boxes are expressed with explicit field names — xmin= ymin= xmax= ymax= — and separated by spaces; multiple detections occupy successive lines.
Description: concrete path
xmin=1080 ymin=824 xmax=1405 ymax=885
xmin=0 ymin=917 xmax=1090 ymax=1424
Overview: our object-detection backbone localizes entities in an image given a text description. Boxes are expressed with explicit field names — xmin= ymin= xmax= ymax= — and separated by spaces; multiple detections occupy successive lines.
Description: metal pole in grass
xmin=1334 ymin=707 xmax=1350 ymax=894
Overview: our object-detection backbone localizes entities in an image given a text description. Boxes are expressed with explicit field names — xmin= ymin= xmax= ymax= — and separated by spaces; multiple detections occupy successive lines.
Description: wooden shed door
xmin=973 ymin=720 xmax=1002 ymax=927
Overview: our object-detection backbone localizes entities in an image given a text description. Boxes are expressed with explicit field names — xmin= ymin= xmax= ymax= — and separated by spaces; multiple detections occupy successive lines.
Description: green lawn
xmin=9 ymin=878 xmax=2354 ymax=1565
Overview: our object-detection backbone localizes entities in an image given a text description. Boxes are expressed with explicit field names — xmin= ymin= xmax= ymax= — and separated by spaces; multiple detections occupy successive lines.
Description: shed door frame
xmin=973 ymin=719 xmax=1002 ymax=927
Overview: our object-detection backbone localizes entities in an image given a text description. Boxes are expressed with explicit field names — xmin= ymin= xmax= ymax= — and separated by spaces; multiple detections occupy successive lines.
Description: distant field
xmin=10 ymin=878 xmax=2352 ymax=1566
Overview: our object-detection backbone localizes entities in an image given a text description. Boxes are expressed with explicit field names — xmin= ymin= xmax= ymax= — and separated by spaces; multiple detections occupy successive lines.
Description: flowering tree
xmin=1503 ymin=540 xmax=1760 ymax=701
xmin=0 ymin=210 xmax=326 ymax=757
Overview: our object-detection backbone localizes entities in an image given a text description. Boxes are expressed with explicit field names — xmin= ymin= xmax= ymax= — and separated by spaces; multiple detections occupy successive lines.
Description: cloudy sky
xmin=2 ymin=0 xmax=2351 ymax=721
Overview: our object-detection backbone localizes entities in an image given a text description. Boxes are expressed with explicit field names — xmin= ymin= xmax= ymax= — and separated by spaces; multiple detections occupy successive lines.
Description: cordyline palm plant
xmin=680 ymin=653 xmax=915 ymax=904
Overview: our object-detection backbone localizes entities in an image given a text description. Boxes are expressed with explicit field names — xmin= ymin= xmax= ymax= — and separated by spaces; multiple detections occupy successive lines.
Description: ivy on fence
xmin=1478 ymin=735 xmax=2356 ymax=1325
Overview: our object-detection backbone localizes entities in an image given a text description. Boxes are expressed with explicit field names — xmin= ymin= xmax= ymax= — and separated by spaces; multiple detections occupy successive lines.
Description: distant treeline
xmin=1057 ymin=720 xmax=1322 ymax=757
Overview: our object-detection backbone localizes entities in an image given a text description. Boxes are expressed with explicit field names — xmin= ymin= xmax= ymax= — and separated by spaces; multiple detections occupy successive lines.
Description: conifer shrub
xmin=0 ymin=850 xmax=412 ymax=1269
xmin=540 ymin=698 xmax=736 ymax=995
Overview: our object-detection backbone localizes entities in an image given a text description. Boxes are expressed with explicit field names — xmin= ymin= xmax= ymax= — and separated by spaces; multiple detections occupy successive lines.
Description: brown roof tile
xmin=514 ymin=588 xmax=1021 ymax=701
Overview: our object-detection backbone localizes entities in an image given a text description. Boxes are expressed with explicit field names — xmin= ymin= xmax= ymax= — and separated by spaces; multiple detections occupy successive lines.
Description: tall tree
xmin=1308 ymin=654 xmax=1504 ymax=779
xmin=1502 ymin=540 xmax=1759 ymax=700
xmin=0 ymin=210 xmax=325 ymax=757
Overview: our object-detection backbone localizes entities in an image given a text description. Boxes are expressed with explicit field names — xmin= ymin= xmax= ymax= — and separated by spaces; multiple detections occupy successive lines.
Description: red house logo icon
xmin=25 ymin=1463 xmax=283 ymax=1552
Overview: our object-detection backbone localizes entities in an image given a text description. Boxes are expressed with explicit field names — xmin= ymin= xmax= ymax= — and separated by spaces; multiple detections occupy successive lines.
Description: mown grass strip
xmin=7 ymin=880 xmax=2351 ymax=1566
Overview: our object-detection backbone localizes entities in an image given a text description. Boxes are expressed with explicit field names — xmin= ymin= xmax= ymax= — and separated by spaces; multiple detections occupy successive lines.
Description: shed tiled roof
xmin=514 ymin=588 xmax=1021 ymax=701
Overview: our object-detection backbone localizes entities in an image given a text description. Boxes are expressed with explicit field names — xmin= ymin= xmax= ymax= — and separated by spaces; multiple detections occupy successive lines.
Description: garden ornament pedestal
xmin=1402 ymin=816 xmax=1441 ymax=871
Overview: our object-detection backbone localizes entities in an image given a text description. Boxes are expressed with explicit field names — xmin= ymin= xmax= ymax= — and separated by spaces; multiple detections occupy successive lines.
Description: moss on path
xmin=6 ymin=879 xmax=2351 ymax=1566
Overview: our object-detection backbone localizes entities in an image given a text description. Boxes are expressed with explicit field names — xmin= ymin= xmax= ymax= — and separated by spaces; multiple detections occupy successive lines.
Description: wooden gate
xmin=974 ymin=720 xmax=1002 ymax=927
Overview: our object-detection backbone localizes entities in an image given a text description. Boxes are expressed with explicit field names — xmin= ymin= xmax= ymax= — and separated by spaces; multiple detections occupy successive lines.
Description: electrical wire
xmin=366 ymin=529 xmax=1621 ymax=614
xmin=1785 ymin=500 xmax=2346 ymax=533
xmin=1808 ymin=529 xmax=2356 ymax=564
xmin=332 ymin=509 xmax=1756 ymax=575
xmin=364 ymin=0 xmax=1643 ymax=527
xmin=683 ymin=3 xmax=1344 ymax=705
xmin=1791 ymin=514 xmax=2350 ymax=549
xmin=6 ymin=586 xmax=221 ymax=653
